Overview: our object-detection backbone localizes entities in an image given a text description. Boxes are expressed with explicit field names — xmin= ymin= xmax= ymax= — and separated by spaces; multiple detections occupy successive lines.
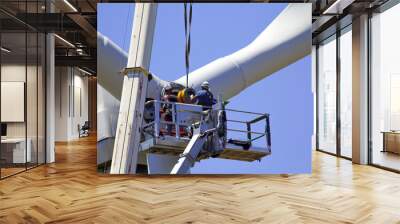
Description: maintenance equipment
xmin=140 ymin=98 xmax=271 ymax=174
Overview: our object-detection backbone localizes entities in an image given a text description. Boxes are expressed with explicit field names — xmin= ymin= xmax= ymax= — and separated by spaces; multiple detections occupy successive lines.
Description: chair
xmin=79 ymin=121 xmax=90 ymax=138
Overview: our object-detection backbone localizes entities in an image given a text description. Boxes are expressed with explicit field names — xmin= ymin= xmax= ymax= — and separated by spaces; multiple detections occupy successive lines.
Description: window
xmin=370 ymin=2 xmax=400 ymax=171
xmin=0 ymin=1 xmax=46 ymax=179
xmin=316 ymin=25 xmax=353 ymax=159
xmin=339 ymin=26 xmax=352 ymax=158
xmin=317 ymin=35 xmax=337 ymax=154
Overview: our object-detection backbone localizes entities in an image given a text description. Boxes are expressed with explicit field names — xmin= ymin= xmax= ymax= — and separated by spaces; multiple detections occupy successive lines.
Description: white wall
xmin=1 ymin=65 xmax=26 ymax=127
xmin=1 ymin=65 xmax=26 ymax=142
xmin=55 ymin=67 xmax=89 ymax=141
xmin=1 ymin=63 xmax=46 ymax=164
xmin=55 ymin=67 xmax=68 ymax=141
xmin=1 ymin=65 xmax=32 ymax=138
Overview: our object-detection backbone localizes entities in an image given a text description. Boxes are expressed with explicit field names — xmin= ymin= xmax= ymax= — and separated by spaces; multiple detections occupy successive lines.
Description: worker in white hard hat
xmin=191 ymin=81 xmax=216 ymax=109
xmin=201 ymin=81 xmax=209 ymax=89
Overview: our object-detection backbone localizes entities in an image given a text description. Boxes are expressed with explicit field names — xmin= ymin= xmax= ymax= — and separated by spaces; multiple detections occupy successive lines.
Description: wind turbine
xmin=97 ymin=3 xmax=311 ymax=174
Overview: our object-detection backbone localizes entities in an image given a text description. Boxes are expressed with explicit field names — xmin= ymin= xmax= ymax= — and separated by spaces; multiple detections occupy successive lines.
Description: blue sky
xmin=98 ymin=3 xmax=312 ymax=174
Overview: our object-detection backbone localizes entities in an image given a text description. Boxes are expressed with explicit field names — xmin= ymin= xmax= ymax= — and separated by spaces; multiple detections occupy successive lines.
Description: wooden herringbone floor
xmin=1 ymin=135 xmax=400 ymax=224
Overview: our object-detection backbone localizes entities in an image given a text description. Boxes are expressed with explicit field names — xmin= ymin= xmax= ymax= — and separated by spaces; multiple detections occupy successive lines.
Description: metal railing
xmin=142 ymin=100 xmax=271 ymax=152
xmin=143 ymin=100 xmax=206 ymax=140
xmin=225 ymin=108 xmax=271 ymax=151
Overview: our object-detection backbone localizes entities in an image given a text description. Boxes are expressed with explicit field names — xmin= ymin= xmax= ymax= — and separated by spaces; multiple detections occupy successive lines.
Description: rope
xmin=184 ymin=2 xmax=193 ymax=88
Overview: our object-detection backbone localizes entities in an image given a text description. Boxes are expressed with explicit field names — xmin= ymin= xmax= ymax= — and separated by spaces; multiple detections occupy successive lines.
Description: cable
xmin=184 ymin=2 xmax=193 ymax=88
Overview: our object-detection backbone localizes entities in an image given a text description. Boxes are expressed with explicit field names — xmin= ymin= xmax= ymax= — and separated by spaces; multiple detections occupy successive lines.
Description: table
xmin=382 ymin=131 xmax=400 ymax=155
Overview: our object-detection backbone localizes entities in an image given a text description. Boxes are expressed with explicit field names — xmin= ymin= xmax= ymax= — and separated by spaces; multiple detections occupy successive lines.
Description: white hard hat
xmin=201 ymin=81 xmax=209 ymax=89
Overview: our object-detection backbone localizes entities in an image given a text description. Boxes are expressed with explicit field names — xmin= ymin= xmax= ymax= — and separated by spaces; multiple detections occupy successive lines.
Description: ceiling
xmin=0 ymin=0 xmax=98 ymax=74
xmin=308 ymin=0 xmax=391 ymax=44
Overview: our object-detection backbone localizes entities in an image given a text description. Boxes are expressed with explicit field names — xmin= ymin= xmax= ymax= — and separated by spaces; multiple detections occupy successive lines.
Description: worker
xmin=161 ymin=84 xmax=177 ymax=103
xmin=160 ymin=84 xmax=177 ymax=136
xmin=191 ymin=81 xmax=216 ymax=109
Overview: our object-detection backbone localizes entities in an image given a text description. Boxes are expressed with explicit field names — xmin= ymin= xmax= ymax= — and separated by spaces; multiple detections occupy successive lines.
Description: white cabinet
xmin=1 ymin=138 xmax=32 ymax=163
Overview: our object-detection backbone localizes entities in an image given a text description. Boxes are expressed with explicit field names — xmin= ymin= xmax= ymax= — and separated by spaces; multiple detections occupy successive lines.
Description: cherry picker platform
xmin=139 ymin=100 xmax=272 ymax=174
